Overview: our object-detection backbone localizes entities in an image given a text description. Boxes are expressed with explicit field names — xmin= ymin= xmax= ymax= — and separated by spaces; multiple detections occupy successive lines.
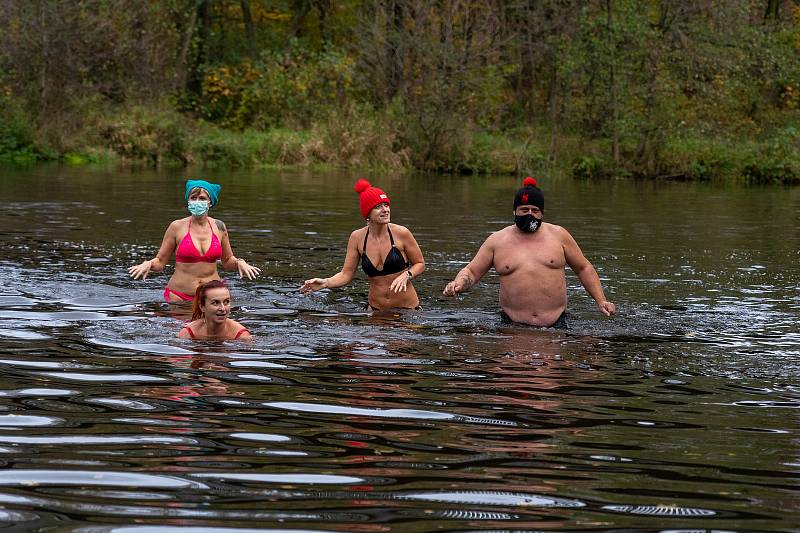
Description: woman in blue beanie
xmin=128 ymin=180 xmax=261 ymax=302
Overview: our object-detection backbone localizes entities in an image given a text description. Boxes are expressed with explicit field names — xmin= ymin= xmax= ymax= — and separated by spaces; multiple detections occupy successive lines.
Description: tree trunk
xmin=240 ymin=0 xmax=255 ymax=55
xmin=177 ymin=3 xmax=199 ymax=91
xmin=290 ymin=0 xmax=311 ymax=39
xmin=38 ymin=2 xmax=48 ymax=109
xmin=547 ymin=55 xmax=559 ymax=163
xmin=384 ymin=0 xmax=405 ymax=102
xmin=606 ymin=0 xmax=620 ymax=164
xmin=317 ymin=0 xmax=332 ymax=43
xmin=763 ymin=0 xmax=780 ymax=22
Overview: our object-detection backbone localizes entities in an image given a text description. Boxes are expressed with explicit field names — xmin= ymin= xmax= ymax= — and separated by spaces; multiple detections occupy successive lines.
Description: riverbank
xmin=2 ymin=101 xmax=798 ymax=184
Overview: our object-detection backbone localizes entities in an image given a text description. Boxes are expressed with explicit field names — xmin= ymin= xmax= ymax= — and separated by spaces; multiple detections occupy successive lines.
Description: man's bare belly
xmin=498 ymin=269 xmax=567 ymax=326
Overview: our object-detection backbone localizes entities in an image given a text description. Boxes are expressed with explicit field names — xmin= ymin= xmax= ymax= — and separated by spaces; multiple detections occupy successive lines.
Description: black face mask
xmin=515 ymin=213 xmax=542 ymax=233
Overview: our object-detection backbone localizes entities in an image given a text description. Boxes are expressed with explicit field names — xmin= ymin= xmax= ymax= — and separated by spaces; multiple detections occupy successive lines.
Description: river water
xmin=0 ymin=166 xmax=797 ymax=531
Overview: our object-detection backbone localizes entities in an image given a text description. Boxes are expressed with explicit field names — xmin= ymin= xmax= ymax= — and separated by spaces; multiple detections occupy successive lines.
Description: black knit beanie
xmin=513 ymin=177 xmax=544 ymax=212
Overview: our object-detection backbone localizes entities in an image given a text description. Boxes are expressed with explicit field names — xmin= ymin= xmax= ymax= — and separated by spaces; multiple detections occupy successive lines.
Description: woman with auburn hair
xmin=178 ymin=280 xmax=251 ymax=340
xmin=300 ymin=179 xmax=425 ymax=310
xmin=128 ymin=179 xmax=260 ymax=302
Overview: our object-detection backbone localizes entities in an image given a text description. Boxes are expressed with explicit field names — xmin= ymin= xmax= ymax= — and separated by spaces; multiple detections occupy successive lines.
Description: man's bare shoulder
xmin=543 ymin=222 xmax=573 ymax=241
xmin=487 ymin=225 xmax=516 ymax=241
xmin=476 ymin=225 xmax=512 ymax=251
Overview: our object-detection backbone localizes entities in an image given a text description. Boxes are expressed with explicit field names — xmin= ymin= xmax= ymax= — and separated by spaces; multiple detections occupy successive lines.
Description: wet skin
xmin=443 ymin=204 xmax=615 ymax=326
xmin=177 ymin=287 xmax=251 ymax=340
xmin=128 ymin=188 xmax=261 ymax=301
xmin=300 ymin=202 xmax=426 ymax=310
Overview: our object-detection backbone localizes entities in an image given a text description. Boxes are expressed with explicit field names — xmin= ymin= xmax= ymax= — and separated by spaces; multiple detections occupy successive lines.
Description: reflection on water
xmin=0 ymin=166 xmax=797 ymax=529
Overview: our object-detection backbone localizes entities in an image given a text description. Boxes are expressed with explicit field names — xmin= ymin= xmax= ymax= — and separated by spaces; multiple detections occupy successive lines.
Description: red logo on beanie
xmin=521 ymin=193 xmax=528 ymax=203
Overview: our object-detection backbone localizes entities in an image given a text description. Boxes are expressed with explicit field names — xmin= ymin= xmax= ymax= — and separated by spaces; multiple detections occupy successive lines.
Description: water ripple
xmin=0 ymin=470 xmax=206 ymax=489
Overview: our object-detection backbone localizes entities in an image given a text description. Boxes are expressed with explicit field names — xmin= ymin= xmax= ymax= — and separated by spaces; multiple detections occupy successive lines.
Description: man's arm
xmin=443 ymin=236 xmax=495 ymax=296
xmin=561 ymin=227 xmax=616 ymax=316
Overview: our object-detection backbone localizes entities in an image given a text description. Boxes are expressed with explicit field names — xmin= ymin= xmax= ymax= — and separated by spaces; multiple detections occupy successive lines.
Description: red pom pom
xmin=354 ymin=179 xmax=371 ymax=194
xmin=523 ymin=176 xmax=537 ymax=187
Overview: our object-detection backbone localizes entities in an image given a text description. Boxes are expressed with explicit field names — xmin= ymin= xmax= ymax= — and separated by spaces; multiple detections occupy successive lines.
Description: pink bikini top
xmin=176 ymin=219 xmax=223 ymax=263
xmin=181 ymin=325 xmax=249 ymax=339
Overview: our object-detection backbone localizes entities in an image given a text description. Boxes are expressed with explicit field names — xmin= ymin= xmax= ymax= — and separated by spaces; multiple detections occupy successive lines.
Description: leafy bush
xmin=572 ymin=156 xmax=611 ymax=179
xmin=196 ymin=46 xmax=355 ymax=130
xmin=743 ymin=126 xmax=800 ymax=184
xmin=0 ymin=90 xmax=39 ymax=164
xmin=98 ymin=106 xmax=190 ymax=165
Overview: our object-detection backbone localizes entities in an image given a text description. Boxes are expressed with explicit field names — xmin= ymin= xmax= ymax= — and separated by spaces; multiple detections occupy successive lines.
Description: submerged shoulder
xmin=229 ymin=320 xmax=251 ymax=339
xmin=178 ymin=320 xmax=203 ymax=338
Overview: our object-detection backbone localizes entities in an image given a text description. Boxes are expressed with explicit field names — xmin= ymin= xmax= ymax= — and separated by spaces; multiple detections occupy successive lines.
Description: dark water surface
xmin=0 ymin=166 xmax=798 ymax=531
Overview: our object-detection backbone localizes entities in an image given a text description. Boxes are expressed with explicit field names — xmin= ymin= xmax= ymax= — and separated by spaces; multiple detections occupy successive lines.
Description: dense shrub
xmin=0 ymin=90 xmax=39 ymax=164
xmin=196 ymin=46 xmax=354 ymax=130
xmin=97 ymin=107 xmax=190 ymax=165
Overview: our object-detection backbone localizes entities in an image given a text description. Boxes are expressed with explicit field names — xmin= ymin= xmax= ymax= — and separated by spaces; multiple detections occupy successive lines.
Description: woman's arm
xmin=300 ymin=230 xmax=361 ymax=293
xmin=128 ymin=221 xmax=180 ymax=280
xmin=217 ymin=219 xmax=261 ymax=279
xmin=390 ymin=225 xmax=425 ymax=293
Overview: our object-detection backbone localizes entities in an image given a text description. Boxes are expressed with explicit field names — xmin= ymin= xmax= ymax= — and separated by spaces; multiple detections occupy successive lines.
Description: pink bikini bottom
xmin=164 ymin=287 xmax=194 ymax=302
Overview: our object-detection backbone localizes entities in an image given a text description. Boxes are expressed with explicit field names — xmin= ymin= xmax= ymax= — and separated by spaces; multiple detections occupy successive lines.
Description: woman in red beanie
xmin=300 ymin=179 xmax=425 ymax=310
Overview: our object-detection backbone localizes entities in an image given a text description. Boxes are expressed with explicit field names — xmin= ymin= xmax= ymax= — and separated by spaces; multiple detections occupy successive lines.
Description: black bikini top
xmin=361 ymin=226 xmax=409 ymax=277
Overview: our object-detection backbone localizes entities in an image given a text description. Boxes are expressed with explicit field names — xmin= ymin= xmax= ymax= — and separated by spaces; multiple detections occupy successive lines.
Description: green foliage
xmin=190 ymin=106 xmax=409 ymax=169
xmin=194 ymin=46 xmax=354 ymax=130
xmin=97 ymin=106 xmax=190 ymax=165
xmin=572 ymin=155 xmax=620 ymax=180
xmin=743 ymin=126 xmax=800 ymax=184
xmin=0 ymin=0 xmax=798 ymax=179
xmin=0 ymin=90 xmax=40 ymax=164
xmin=189 ymin=128 xmax=310 ymax=168
xmin=455 ymin=132 xmax=549 ymax=175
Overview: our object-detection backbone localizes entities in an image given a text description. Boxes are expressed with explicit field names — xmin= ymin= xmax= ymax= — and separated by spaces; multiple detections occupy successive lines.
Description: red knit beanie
xmin=354 ymin=179 xmax=390 ymax=219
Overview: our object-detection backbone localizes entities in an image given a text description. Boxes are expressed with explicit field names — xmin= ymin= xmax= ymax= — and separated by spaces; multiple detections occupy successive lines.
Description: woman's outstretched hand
xmin=128 ymin=260 xmax=153 ymax=280
xmin=300 ymin=278 xmax=328 ymax=294
xmin=237 ymin=260 xmax=261 ymax=280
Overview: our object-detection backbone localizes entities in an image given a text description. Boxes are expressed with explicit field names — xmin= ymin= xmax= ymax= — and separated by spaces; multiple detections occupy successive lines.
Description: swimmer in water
xmin=178 ymin=280 xmax=251 ymax=340
xmin=300 ymin=179 xmax=425 ymax=311
xmin=128 ymin=179 xmax=260 ymax=302
xmin=443 ymin=177 xmax=615 ymax=327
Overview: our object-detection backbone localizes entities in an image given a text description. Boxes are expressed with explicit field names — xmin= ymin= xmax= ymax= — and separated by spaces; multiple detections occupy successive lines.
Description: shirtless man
xmin=443 ymin=177 xmax=615 ymax=327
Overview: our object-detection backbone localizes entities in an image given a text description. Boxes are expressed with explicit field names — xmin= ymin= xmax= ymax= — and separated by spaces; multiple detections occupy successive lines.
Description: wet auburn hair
xmin=191 ymin=280 xmax=229 ymax=321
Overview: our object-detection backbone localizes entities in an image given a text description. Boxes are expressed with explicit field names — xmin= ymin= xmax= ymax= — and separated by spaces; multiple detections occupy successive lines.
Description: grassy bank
xmin=1 ymin=99 xmax=799 ymax=184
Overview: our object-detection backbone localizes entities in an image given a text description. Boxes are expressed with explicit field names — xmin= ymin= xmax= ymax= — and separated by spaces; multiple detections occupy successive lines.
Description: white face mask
xmin=188 ymin=200 xmax=209 ymax=216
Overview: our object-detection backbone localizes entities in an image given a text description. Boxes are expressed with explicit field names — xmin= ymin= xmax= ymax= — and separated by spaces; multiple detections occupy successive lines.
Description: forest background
xmin=1 ymin=0 xmax=798 ymax=183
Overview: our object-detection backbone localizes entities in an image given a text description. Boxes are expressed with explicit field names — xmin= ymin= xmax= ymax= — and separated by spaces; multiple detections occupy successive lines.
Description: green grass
xmin=2 ymin=100 xmax=798 ymax=185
